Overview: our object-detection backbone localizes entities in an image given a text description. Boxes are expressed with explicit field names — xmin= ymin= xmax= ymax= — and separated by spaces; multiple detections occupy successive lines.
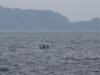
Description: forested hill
xmin=0 ymin=6 xmax=100 ymax=31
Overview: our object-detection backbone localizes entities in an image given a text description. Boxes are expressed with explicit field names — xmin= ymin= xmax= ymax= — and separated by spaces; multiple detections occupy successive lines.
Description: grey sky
xmin=0 ymin=0 xmax=99 ymax=22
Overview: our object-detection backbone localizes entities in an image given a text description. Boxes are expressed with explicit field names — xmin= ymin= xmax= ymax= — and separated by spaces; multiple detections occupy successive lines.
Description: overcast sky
xmin=0 ymin=0 xmax=99 ymax=22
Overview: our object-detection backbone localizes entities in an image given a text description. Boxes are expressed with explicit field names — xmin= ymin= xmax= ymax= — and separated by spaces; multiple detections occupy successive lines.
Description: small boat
xmin=39 ymin=44 xmax=50 ymax=49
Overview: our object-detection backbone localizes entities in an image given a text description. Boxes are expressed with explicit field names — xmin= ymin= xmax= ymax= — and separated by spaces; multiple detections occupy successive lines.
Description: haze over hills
xmin=0 ymin=6 xmax=100 ymax=31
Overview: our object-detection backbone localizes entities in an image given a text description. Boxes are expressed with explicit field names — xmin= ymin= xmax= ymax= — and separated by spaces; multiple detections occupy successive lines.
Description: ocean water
xmin=0 ymin=32 xmax=100 ymax=75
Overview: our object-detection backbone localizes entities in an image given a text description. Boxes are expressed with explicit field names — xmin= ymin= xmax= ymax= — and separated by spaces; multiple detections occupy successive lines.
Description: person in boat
xmin=39 ymin=44 xmax=50 ymax=49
